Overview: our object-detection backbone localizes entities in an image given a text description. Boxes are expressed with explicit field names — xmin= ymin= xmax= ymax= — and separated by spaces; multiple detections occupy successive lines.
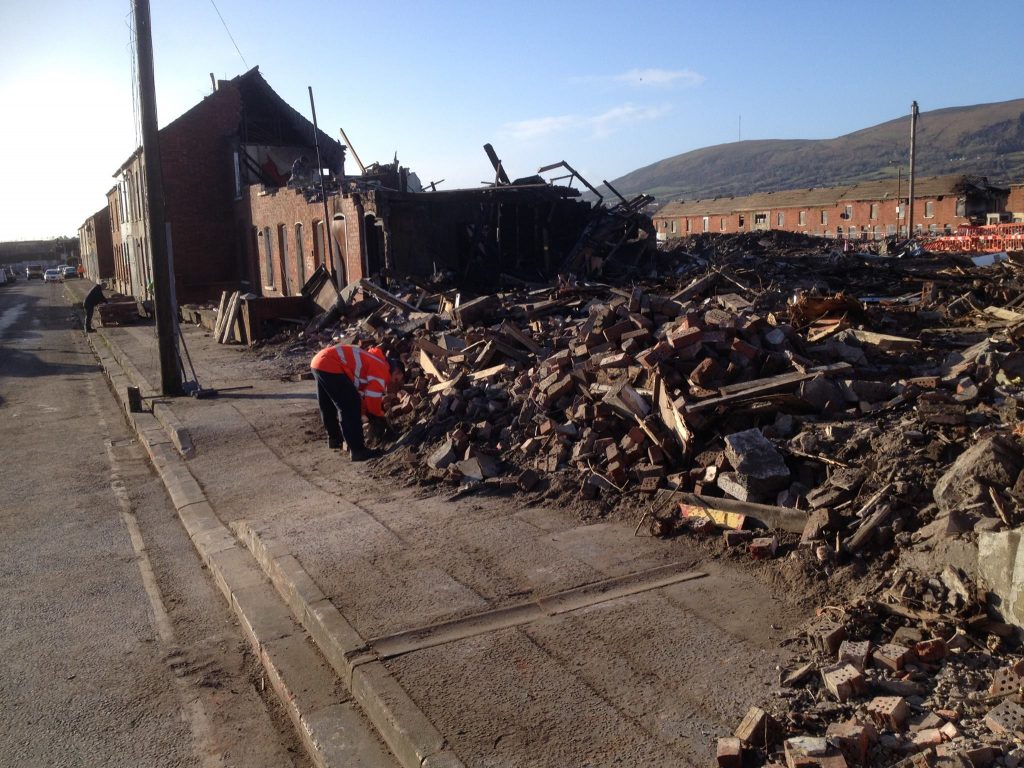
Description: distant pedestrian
xmin=83 ymin=284 xmax=107 ymax=333
xmin=309 ymin=344 xmax=404 ymax=461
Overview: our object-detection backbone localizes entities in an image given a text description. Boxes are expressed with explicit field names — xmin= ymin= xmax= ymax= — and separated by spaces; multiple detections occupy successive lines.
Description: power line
xmin=208 ymin=0 xmax=248 ymax=69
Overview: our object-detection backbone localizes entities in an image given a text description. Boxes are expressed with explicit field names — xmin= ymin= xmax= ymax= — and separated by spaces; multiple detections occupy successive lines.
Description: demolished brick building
xmin=105 ymin=66 xmax=646 ymax=307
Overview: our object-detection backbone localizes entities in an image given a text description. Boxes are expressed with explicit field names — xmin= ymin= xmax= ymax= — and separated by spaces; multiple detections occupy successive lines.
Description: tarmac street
xmin=0 ymin=280 xmax=309 ymax=767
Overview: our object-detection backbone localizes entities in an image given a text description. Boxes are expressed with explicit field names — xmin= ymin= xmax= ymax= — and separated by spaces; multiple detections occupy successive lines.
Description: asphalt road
xmin=0 ymin=279 xmax=310 ymax=767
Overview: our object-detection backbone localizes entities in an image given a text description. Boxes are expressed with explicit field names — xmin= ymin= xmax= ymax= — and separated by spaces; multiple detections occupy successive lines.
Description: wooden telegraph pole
xmin=907 ymin=101 xmax=919 ymax=240
xmin=133 ymin=0 xmax=182 ymax=395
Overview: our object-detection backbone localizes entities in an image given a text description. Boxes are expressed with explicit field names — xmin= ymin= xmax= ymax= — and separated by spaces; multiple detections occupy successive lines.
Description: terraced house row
xmin=653 ymin=175 xmax=1024 ymax=242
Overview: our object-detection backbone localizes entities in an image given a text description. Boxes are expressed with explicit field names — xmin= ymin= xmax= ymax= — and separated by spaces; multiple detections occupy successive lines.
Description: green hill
xmin=603 ymin=99 xmax=1024 ymax=202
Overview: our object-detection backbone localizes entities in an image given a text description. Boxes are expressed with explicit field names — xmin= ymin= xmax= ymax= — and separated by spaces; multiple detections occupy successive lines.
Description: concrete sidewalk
xmin=70 ymin=280 xmax=808 ymax=767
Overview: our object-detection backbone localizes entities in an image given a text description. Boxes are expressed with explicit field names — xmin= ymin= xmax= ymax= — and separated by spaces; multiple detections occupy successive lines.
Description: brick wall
xmin=1009 ymin=185 xmax=1024 ymax=220
xmin=159 ymin=82 xmax=245 ymax=303
xmin=241 ymin=185 xmax=366 ymax=296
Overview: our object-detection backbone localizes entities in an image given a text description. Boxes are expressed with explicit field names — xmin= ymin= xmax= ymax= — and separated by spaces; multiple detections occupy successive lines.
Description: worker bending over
xmin=310 ymin=344 xmax=404 ymax=461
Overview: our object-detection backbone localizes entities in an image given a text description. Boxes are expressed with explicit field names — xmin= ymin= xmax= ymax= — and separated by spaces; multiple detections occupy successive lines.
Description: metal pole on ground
xmin=133 ymin=0 xmax=182 ymax=395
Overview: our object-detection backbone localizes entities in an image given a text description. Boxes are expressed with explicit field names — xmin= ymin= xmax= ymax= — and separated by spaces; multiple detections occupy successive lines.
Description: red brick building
xmin=1008 ymin=184 xmax=1024 ymax=221
xmin=241 ymin=163 xmax=593 ymax=295
xmin=653 ymin=175 xmax=1009 ymax=242
xmin=77 ymin=206 xmax=114 ymax=283
xmin=110 ymin=67 xmax=345 ymax=303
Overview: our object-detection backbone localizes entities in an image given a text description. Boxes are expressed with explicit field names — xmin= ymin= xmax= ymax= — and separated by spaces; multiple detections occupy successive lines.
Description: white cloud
xmin=590 ymin=103 xmax=671 ymax=138
xmin=613 ymin=68 xmax=705 ymax=88
xmin=502 ymin=103 xmax=671 ymax=142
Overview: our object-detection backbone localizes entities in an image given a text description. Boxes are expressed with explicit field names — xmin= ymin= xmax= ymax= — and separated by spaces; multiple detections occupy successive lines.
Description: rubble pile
xmin=260 ymin=231 xmax=1024 ymax=766
xmin=721 ymin=563 xmax=1024 ymax=768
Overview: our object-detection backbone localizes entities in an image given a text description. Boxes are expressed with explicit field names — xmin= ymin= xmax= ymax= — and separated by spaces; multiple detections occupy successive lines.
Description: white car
xmin=43 ymin=268 xmax=63 ymax=283
xmin=61 ymin=265 xmax=79 ymax=279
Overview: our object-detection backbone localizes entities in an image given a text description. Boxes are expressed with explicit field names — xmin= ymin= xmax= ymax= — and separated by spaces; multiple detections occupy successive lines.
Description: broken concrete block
xmin=867 ymin=696 xmax=910 ymax=731
xmin=933 ymin=435 xmax=1023 ymax=516
xmin=723 ymin=428 xmax=791 ymax=496
xmin=456 ymin=453 xmax=502 ymax=480
xmin=723 ymin=529 xmax=754 ymax=547
xmin=427 ymin=439 xmax=458 ymax=470
xmin=517 ymin=468 xmax=540 ymax=492
xmin=821 ymin=662 xmax=866 ymax=703
xmin=749 ymin=536 xmax=779 ymax=559
xmin=735 ymin=706 xmax=783 ymax=748
xmin=716 ymin=737 xmax=743 ymax=768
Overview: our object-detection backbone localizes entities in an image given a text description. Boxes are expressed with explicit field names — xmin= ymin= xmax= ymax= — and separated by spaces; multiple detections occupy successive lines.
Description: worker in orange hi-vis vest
xmin=309 ymin=344 xmax=405 ymax=461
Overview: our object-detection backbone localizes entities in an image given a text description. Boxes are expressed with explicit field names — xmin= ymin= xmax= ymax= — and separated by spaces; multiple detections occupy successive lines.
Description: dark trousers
xmin=312 ymin=369 xmax=365 ymax=452
xmin=84 ymin=304 xmax=96 ymax=331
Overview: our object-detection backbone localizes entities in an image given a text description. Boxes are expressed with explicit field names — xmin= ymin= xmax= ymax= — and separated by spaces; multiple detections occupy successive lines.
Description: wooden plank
xmin=416 ymin=338 xmax=453 ymax=359
xmin=419 ymin=348 xmax=445 ymax=381
xmin=428 ymin=373 xmax=465 ymax=394
xmin=213 ymin=289 xmax=229 ymax=339
xmin=654 ymin=376 xmax=692 ymax=454
xmin=686 ymin=363 xmax=852 ymax=413
xmin=848 ymin=329 xmax=919 ymax=351
xmin=359 ymin=279 xmax=419 ymax=314
xmin=671 ymin=272 xmax=718 ymax=302
xmin=470 ymin=363 xmax=508 ymax=381
xmin=219 ymin=291 xmax=241 ymax=344
xmin=499 ymin=320 xmax=543 ymax=354
xmin=664 ymin=492 xmax=808 ymax=534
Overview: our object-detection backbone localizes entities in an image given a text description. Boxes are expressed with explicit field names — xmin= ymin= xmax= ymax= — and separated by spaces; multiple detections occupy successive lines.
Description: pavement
xmin=64 ymin=279 xmax=809 ymax=768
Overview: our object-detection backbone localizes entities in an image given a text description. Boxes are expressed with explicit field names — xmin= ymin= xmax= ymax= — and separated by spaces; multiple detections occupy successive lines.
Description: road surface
xmin=0 ymin=278 xmax=310 ymax=767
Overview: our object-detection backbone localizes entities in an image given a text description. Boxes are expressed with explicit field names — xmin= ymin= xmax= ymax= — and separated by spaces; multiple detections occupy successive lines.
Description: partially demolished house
xmin=653 ymin=175 xmax=1010 ymax=241
xmin=105 ymin=66 xmax=653 ymax=316
xmin=77 ymin=206 xmax=114 ymax=283
xmin=110 ymin=67 xmax=344 ymax=303
xmin=243 ymin=148 xmax=648 ymax=295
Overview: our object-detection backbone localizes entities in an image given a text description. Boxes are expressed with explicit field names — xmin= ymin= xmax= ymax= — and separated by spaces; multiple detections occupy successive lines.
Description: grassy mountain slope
xmin=605 ymin=99 xmax=1024 ymax=202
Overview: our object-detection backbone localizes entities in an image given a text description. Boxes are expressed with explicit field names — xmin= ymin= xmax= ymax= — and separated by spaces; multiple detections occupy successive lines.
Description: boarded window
xmin=776 ymin=212 xmax=784 ymax=227
xmin=869 ymin=203 xmax=878 ymax=219
xmin=799 ymin=211 xmax=806 ymax=226
xmin=820 ymin=210 xmax=828 ymax=225
xmin=925 ymin=201 xmax=935 ymax=218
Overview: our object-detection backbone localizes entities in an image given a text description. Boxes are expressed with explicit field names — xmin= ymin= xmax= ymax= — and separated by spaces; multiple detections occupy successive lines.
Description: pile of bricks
xmin=717 ymin=563 xmax=1024 ymax=768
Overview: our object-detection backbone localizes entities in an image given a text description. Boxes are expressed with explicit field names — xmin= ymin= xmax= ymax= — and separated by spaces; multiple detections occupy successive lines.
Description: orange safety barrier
xmin=922 ymin=222 xmax=1024 ymax=253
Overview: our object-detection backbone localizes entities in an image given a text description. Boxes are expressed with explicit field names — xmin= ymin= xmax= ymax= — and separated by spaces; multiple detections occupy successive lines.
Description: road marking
xmin=86 ymin=376 xmax=225 ymax=768
xmin=367 ymin=564 xmax=707 ymax=661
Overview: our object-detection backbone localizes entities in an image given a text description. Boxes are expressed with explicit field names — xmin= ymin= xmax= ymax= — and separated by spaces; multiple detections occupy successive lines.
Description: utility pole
xmin=308 ymin=87 xmax=343 ymax=284
xmin=907 ymin=101 xmax=919 ymax=240
xmin=133 ymin=0 xmax=182 ymax=395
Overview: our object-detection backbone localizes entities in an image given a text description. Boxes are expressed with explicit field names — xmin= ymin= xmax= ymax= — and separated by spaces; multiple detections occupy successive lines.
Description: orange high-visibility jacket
xmin=310 ymin=344 xmax=391 ymax=417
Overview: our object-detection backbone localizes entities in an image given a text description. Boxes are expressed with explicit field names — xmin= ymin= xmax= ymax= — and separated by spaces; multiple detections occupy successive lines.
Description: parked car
xmin=42 ymin=268 xmax=63 ymax=283
xmin=61 ymin=265 xmax=78 ymax=279
xmin=0 ymin=269 xmax=7 ymax=286
xmin=26 ymin=264 xmax=43 ymax=279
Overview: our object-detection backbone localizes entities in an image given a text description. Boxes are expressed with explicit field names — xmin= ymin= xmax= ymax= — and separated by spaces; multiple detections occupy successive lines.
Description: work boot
xmin=349 ymin=447 xmax=381 ymax=462
xmin=328 ymin=437 xmax=342 ymax=450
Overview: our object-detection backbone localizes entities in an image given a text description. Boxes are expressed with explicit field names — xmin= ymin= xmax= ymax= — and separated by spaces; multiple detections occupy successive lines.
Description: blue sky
xmin=1 ymin=0 xmax=1022 ymax=240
